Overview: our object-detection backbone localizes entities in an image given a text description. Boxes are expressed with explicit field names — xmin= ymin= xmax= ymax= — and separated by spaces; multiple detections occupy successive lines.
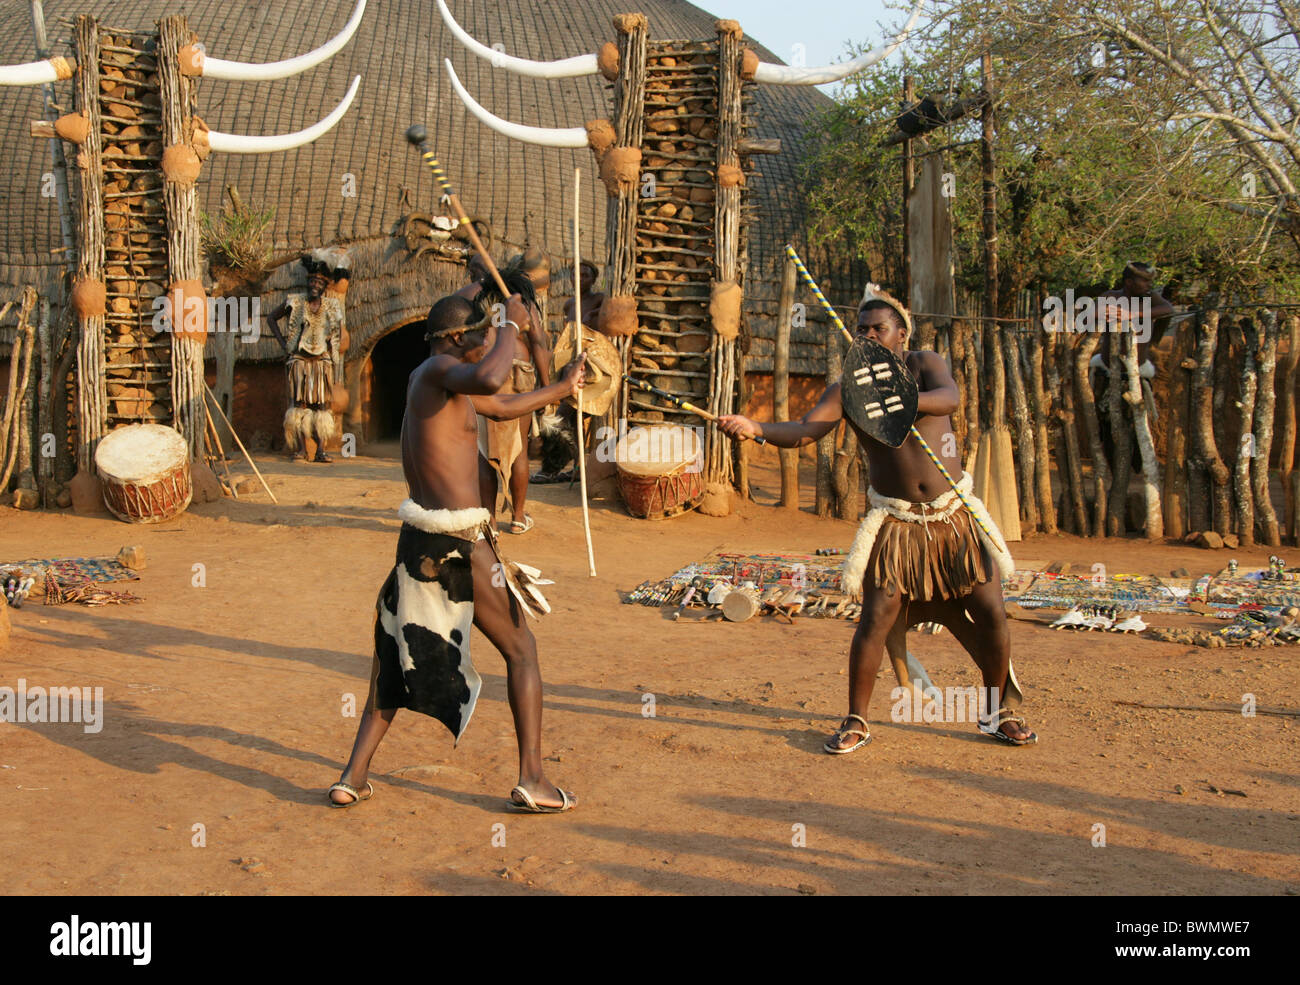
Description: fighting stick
xmin=573 ymin=168 xmax=597 ymax=577
xmin=627 ymin=376 xmax=767 ymax=446
xmin=202 ymin=383 xmax=278 ymax=504
xmin=784 ymin=244 xmax=995 ymax=541
xmin=405 ymin=123 xmax=510 ymax=299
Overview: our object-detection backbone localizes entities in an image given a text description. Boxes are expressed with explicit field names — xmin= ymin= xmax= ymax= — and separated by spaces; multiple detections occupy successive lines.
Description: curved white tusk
xmin=444 ymin=60 xmax=587 ymax=148
xmin=753 ymin=0 xmax=925 ymax=85
xmin=0 ymin=58 xmax=71 ymax=86
xmin=437 ymin=0 xmax=598 ymax=79
xmin=199 ymin=0 xmax=366 ymax=81
xmin=208 ymin=75 xmax=361 ymax=153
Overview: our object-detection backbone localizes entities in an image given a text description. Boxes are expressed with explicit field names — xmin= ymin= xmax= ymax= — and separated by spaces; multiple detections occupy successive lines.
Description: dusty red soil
xmin=1 ymin=451 xmax=1296 ymax=896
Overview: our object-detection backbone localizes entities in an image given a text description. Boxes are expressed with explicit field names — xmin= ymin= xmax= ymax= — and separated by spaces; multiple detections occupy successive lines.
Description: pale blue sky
xmin=704 ymin=0 xmax=902 ymax=93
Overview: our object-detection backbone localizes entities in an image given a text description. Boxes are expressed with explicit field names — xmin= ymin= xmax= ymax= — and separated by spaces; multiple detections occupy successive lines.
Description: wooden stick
xmin=202 ymin=398 xmax=238 ymax=500
xmin=405 ymin=125 xmax=509 ymax=299
xmin=202 ymin=383 xmax=277 ymax=504
xmin=573 ymin=169 xmax=596 ymax=578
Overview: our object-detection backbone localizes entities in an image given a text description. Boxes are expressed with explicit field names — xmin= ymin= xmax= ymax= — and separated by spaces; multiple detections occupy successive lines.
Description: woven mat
xmin=0 ymin=556 xmax=139 ymax=585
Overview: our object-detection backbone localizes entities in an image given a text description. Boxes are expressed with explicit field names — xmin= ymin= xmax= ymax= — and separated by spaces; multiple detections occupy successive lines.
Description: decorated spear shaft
xmin=784 ymin=244 xmax=995 ymax=541
xmin=405 ymin=123 xmax=510 ymax=299
xmin=627 ymin=376 xmax=767 ymax=445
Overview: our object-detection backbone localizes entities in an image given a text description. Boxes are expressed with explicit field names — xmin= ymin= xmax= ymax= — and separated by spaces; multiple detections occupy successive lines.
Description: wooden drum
xmin=615 ymin=425 xmax=704 ymax=520
xmin=95 ymin=424 xmax=193 ymax=524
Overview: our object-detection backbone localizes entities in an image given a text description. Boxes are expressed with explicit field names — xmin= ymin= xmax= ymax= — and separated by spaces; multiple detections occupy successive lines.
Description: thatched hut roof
xmin=0 ymin=0 xmax=856 ymax=372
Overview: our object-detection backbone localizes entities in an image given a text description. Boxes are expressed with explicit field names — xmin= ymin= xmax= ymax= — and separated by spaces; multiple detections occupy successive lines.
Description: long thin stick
xmin=573 ymin=169 xmax=596 ymax=577
xmin=784 ymin=244 xmax=996 ymax=541
xmin=202 ymin=383 xmax=277 ymax=504
xmin=202 ymin=399 xmax=238 ymax=500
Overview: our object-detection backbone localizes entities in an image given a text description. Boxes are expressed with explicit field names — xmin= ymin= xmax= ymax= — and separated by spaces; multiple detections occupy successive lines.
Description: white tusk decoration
xmin=437 ymin=0 xmax=598 ymax=79
xmin=444 ymin=60 xmax=587 ymax=148
xmin=208 ymin=75 xmax=361 ymax=153
xmin=753 ymin=0 xmax=925 ymax=85
xmin=0 ymin=58 xmax=69 ymax=86
xmin=199 ymin=0 xmax=366 ymax=81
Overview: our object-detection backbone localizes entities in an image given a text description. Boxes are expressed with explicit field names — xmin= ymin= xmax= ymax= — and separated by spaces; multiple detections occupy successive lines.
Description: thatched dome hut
xmin=1 ymin=0 xmax=856 ymax=446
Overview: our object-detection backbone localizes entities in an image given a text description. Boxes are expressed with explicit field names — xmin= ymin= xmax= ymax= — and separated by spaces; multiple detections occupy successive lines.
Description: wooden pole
xmin=36 ymin=297 xmax=53 ymax=505
xmin=1026 ymin=306 xmax=1055 ymax=533
xmin=1075 ymin=331 xmax=1109 ymax=536
xmin=1278 ymin=314 xmax=1300 ymax=542
xmin=73 ymin=15 xmax=106 ymax=472
xmin=1105 ymin=317 xmax=1134 ymax=536
xmin=1191 ymin=310 xmax=1232 ymax=537
xmin=573 ymin=169 xmax=596 ymax=577
xmin=607 ymin=15 xmax=647 ymax=433
xmin=774 ymin=254 xmax=798 ymax=508
xmin=203 ymin=383 xmax=277 ymax=504
xmin=901 ymin=74 xmax=914 ymax=303
xmin=1164 ymin=318 xmax=1195 ymax=538
xmin=1232 ymin=318 xmax=1258 ymax=546
xmin=1212 ymin=318 xmax=1236 ymax=535
xmin=711 ymin=20 xmax=744 ymax=489
xmin=160 ymin=15 xmax=206 ymax=460
xmin=1120 ymin=326 xmax=1162 ymax=539
xmin=1252 ymin=309 xmax=1280 ymax=546
xmin=1056 ymin=333 xmax=1087 ymax=534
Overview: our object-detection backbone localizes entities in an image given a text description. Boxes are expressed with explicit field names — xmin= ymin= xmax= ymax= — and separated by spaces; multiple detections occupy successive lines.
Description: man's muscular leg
xmin=468 ymin=537 xmax=570 ymax=807
xmin=509 ymin=417 xmax=530 ymax=527
xmin=922 ymin=579 xmax=1035 ymax=743
xmin=828 ymin=577 xmax=904 ymax=750
xmin=330 ymin=671 xmax=397 ymax=804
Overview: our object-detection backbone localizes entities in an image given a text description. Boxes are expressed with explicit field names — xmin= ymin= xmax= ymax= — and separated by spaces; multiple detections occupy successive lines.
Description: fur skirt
xmin=287 ymin=353 xmax=332 ymax=406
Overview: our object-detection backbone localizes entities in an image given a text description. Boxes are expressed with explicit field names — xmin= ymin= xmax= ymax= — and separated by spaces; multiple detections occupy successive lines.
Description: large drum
xmin=95 ymin=424 xmax=192 ymax=524
xmin=615 ymin=425 xmax=704 ymax=520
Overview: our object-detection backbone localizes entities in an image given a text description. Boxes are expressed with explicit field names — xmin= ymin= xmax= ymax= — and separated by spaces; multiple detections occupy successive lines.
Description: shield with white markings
xmin=840 ymin=337 xmax=919 ymax=448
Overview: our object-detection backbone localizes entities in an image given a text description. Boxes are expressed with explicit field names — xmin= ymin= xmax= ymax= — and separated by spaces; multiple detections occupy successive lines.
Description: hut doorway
xmin=365 ymin=319 xmax=427 ymax=442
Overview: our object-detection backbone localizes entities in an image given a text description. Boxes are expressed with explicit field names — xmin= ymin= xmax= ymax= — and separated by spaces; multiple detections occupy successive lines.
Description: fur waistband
xmin=867 ymin=472 xmax=974 ymax=521
xmin=398 ymin=501 xmax=491 ymax=536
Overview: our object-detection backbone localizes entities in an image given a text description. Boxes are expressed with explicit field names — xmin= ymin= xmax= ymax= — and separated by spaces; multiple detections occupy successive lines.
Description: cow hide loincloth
xmin=372 ymin=501 xmax=553 ymax=742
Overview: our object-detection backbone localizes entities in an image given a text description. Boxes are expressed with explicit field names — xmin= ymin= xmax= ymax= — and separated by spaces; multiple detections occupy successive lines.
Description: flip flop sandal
xmin=978 ymin=708 xmax=1038 ymax=746
xmin=327 ymin=780 xmax=374 ymax=808
xmin=506 ymin=785 xmax=577 ymax=813
xmin=824 ymin=714 xmax=872 ymax=755
xmin=508 ymin=514 xmax=535 ymax=535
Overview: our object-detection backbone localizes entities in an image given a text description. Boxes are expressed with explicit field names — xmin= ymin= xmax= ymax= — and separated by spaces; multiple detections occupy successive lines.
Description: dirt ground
xmin=1 ymin=450 xmax=1297 ymax=896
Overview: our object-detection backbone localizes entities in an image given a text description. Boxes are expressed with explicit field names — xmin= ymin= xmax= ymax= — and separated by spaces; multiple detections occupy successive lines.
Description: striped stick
xmin=406 ymin=124 xmax=509 ymax=299
xmin=784 ymin=244 xmax=995 ymax=541
xmin=627 ymin=376 xmax=767 ymax=445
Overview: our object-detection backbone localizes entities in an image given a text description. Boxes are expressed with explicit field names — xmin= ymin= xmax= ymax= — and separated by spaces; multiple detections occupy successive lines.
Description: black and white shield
xmin=840 ymin=337 xmax=919 ymax=448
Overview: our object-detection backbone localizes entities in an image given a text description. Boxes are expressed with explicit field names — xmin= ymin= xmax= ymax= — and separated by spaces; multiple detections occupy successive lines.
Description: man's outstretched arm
xmin=716 ymin=383 xmax=844 ymax=448
xmin=472 ymin=356 xmax=585 ymax=421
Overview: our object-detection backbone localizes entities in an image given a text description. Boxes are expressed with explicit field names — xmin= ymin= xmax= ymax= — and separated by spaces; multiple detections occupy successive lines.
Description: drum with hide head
xmin=615 ymin=425 xmax=704 ymax=520
xmin=840 ymin=337 xmax=919 ymax=448
xmin=95 ymin=424 xmax=193 ymax=524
